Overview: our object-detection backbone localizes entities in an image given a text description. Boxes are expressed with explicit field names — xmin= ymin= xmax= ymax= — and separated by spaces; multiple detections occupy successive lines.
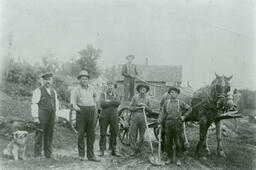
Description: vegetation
xmin=2 ymin=44 xmax=102 ymax=104
xmin=239 ymin=89 xmax=256 ymax=110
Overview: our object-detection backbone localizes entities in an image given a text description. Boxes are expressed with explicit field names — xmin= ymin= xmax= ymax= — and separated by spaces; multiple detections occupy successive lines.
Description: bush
xmin=53 ymin=76 xmax=70 ymax=104
xmin=238 ymin=89 xmax=256 ymax=110
xmin=6 ymin=62 xmax=39 ymax=88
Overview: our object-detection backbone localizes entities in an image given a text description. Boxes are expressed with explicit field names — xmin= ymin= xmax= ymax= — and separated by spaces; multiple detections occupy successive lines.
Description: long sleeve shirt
xmin=31 ymin=87 xmax=59 ymax=118
xmin=158 ymin=98 xmax=191 ymax=124
xmin=70 ymin=85 xmax=97 ymax=108
xmin=129 ymin=93 xmax=151 ymax=113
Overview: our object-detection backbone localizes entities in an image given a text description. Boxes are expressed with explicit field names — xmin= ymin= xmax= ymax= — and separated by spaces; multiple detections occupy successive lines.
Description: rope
xmin=135 ymin=76 xmax=166 ymax=88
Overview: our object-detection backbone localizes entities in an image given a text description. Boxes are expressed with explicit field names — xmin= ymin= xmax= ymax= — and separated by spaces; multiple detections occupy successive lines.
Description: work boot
xmin=176 ymin=159 xmax=181 ymax=166
xmin=79 ymin=156 xmax=85 ymax=161
xmin=88 ymin=157 xmax=101 ymax=162
xmin=165 ymin=159 xmax=172 ymax=164
xmin=112 ymin=150 xmax=121 ymax=157
xmin=99 ymin=150 xmax=104 ymax=157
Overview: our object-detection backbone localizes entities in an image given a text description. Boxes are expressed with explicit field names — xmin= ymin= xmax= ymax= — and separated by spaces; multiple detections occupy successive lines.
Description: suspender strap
xmin=177 ymin=99 xmax=180 ymax=113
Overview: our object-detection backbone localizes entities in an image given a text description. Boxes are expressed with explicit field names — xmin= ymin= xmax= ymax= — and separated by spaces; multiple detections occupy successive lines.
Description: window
xmin=148 ymin=86 xmax=155 ymax=97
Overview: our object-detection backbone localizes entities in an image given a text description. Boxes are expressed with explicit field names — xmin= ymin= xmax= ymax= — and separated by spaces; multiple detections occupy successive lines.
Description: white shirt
xmin=70 ymin=85 xmax=97 ymax=107
xmin=31 ymin=87 xmax=59 ymax=118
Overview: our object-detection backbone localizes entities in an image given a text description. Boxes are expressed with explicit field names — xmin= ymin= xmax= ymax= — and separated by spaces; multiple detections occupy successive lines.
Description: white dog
xmin=3 ymin=130 xmax=28 ymax=160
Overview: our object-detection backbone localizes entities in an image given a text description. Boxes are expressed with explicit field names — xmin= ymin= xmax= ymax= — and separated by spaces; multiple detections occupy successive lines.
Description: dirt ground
xmin=0 ymin=114 xmax=256 ymax=170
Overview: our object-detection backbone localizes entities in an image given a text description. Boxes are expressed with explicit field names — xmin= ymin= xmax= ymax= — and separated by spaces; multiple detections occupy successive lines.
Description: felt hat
xmin=126 ymin=54 xmax=135 ymax=60
xmin=136 ymin=84 xmax=150 ymax=93
xmin=77 ymin=70 xmax=89 ymax=79
xmin=168 ymin=86 xmax=180 ymax=94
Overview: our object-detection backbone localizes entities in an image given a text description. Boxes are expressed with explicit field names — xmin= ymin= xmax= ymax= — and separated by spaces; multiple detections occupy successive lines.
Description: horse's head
xmin=210 ymin=73 xmax=233 ymax=110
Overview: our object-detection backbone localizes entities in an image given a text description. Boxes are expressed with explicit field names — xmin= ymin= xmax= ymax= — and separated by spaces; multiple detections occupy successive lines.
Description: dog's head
xmin=13 ymin=130 xmax=28 ymax=145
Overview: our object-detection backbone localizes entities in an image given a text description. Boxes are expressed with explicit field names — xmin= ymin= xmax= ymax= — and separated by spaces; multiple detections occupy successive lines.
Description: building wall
xmin=116 ymin=81 xmax=193 ymax=108
xmin=116 ymin=81 xmax=169 ymax=108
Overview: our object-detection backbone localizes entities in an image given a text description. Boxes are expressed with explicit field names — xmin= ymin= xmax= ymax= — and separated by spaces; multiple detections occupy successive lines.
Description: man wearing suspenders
xmin=99 ymin=81 xmax=121 ymax=157
xmin=158 ymin=87 xmax=192 ymax=166
xmin=121 ymin=54 xmax=138 ymax=101
xmin=70 ymin=70 xmax=100 ymax=162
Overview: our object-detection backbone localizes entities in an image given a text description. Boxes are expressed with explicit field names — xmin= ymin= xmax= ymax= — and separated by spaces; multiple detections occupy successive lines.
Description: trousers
xmin=76 ymin=106 xmax=97 ymax=159
xmin=99 ymin=107 xmax=118 ymax=152
xmin=123 ymin=77 xmax=135 ymax=101
xmin=165 ymin=119 xmax=183 ymax=159
xmin=34 ymin=109 xmax=55 ymax=158
xmin=129 ymin=112 xmax=146 ymax=151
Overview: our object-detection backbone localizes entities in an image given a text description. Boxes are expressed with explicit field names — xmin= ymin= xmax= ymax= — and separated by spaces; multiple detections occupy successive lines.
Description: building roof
xmin=114 ymin=64 xmax=182 ymax=83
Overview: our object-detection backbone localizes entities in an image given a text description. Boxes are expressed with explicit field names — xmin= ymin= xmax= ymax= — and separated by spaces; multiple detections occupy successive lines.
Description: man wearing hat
xmin=159 ymin=87 xmax=190 ymax=152
xmin=31 ymin=72 xmax=59 ymax=159
xmin=158 ymin=87 xmax=191 ymax=165
xmin=70 ymin=70 xmax=100 ymax=162
xmin=99 ymin=81 xmax=120 ymax=157
xmin=122 ymin=54 xmax=138 ymax=101
xmin=129 ymin=84 xmax=151 ymax=155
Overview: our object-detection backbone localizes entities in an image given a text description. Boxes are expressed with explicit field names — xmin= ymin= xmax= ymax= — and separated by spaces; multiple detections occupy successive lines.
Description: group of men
xmin=30 ymin=54 xmax=192 ymax=166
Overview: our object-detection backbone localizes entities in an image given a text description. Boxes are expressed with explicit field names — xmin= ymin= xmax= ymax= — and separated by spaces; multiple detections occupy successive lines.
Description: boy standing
xmin=158 ymin=87 xmax=191 ymax=166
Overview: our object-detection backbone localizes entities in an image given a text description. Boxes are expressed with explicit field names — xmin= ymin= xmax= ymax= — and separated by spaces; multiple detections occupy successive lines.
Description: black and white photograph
xmin=0 ymin=0 xmax=255 ymax=169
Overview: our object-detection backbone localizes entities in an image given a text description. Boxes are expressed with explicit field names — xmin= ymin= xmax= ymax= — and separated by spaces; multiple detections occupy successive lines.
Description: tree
xmin=104 ymin=65 xmax=116 ymax=81
xmin=41 ymin=54 xmax=59 ymax=73
xmin=76 ymin=45 xmax=102 ymax=78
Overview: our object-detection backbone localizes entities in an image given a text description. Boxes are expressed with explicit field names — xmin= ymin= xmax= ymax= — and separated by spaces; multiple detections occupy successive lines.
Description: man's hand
xmin=137 ymin=103 xmax=146 ymax=107
xmin=157 ymin=123 xmax=162 ymax=129
xmin=71 ymin=110 xmax=77 ymax=115
xmin=33 ymin=117 xmax=39 ymax=123
xmin=180 ymin=116 xmax=185 ymax=121
xmin=73 ymin=105 xmax=80 ymax=111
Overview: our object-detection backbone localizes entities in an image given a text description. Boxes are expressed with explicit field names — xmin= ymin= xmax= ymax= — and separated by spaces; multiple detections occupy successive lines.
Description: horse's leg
xmin=215 ymin=120 xmax=226 ymax=157
xmin=183 ymin=122 xmax=190 ymax=149
xmin=203 ymin=123 xmax=211 ymax=155
xmin=195 ymin=117 xmax=208 ymax=157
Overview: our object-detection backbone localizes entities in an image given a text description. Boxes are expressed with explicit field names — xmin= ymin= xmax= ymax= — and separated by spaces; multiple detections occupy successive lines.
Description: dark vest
xmin=38 ymin=86 xmax=56 ymax=113
xmin=125 ymin=64 xmax=136 ymax=77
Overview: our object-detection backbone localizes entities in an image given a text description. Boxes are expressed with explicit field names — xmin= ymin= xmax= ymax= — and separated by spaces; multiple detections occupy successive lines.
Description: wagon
xmin=117 ymin=101 xmax=161 ymax=146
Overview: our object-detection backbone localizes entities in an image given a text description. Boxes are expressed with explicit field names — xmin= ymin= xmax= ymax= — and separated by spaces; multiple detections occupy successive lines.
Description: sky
xmin=0 ymin=0 xmax=255 ymax=90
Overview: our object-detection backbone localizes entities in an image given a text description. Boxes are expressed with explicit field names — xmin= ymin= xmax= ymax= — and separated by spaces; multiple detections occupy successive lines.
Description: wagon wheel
xmin=69 ymin=109 xmax=78 ymax=134
xmin=118 ymin=108 xmax=132 ymax=146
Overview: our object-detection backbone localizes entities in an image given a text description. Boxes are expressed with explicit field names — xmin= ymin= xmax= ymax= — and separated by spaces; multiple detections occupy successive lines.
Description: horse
xmin=184 ymin=73 xmax=236 ymax=158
